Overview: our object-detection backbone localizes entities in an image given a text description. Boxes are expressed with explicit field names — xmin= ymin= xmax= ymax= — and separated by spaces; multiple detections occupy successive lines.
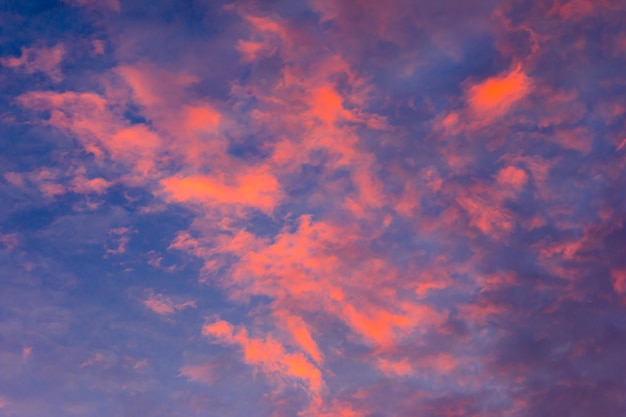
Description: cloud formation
xmin=1 ymin=44 xmax=65 ymax=82
xmin=1 ymin=0 xmax=625 ymax=416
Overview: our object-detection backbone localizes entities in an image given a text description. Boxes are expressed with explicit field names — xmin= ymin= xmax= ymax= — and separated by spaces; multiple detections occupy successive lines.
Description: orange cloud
xmin=308 ymin=85 xmax=351 ymax=125
xmin=342 ymin=302 xmax=442 ymax=347
xmin=203 ymin=320 xmax=324 ymax=394
xmin=219 ymin=215 xmax=343 ymax=300
xmin=16 ymin=83 xmax=224 ymax=187
xmin=160 ymin=169 xmax=281 ymax=213
xmin=496 ymin=166 xmax=528 ymax=189
xmin=183 ymin=105 xmax=221 ymax=133
xmin=115 ymin=63 xmax=228 ymax=171
xmin=187 ymin=213 xmax=447 ymax=352
xmin=8 ymin=1 xmax=625 ymax=415
xmin=467 ymin=65 xmax=532 ymax=119
xmin=278 ymin=313 xmax=323 ymax=364
xmin=344 ymin=167 xmax=385 ymax=218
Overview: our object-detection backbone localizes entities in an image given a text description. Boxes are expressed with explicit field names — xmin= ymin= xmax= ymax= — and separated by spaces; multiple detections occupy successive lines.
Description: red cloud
xmin=467 ymin=65 xmax=532 ymax=119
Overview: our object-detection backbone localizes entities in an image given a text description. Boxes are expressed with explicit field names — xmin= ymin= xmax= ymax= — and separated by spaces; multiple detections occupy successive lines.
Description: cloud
xmin=467 ymin=65 xmax=532 ymax=119
xmin=236 ymin=40 xmax=277 ymax=62
xmin=278 ymin=313 xmax=323 ymax=364
xmin=203 ymin=320 xmax=324 ymax=394
xmin=611 ymin=269 xmax=626 ymax=299
xmin=143 ymin=291 xmax=196 ymax=316
xmin=160 ymin=169 xmax=281 ymax=213
xmin=496 ymin=166 xmax=528 ymax=189
xmin=22 ymin=346 xmax=32 ymax=359
xmin=0 ymin=233 xmax=18 ymax=251
xmin=80 ymin=353 xmax=107 ymax=368
xmin=1 ymin=44 xmax=65 ymax=82
xmin=179 ymin=363 xmax=215 ymax=385
xmin=377 ymin=358 xmax=413 ymax=377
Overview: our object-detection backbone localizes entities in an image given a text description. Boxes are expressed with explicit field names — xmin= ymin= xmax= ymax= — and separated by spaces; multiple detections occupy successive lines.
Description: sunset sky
xmin=1 ymin=0 xmax=626 ymax=416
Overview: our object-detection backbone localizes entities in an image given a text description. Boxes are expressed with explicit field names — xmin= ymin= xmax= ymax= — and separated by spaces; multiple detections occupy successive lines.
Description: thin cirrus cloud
xmin=0 ymin=0 xmax=625 ymax=417
xmin=142 ymin=291 xmax=196 ymax=316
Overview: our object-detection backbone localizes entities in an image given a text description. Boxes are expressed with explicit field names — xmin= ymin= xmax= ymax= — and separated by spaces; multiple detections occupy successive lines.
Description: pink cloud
xmin=22 ymin=346 xmax=32 ymax=359
xmin=143 ymin=291 xmax=196 ymax=316
xmin=4 ymin=172 xmax=24 ymax=187
xmin=376 ymin=358 xmax=413 ymax=377
xmin=104 ymin=227 xmax=133 ymax=257
xmin=0 ymin=233 xmax=19 ymax=251
xmin=179 ymin=363 xmax=215 ymax=385
xmin=276 ymin=312 xmax=323 ymax=364
xmin=80 ymin=353 xmax=107 ymax=368
xmin=203 ymin=320 xmax=324 ymax=395
xmin=0 ymin=44 xmax=65 ymax=82
xmin=91 ymin=40 xmax=105 ymax=56
xmin=160 ymin=169 xmax=281 ymax=213
xmin=236 ymin=40 xmax=277 ymax=62
xmin=611 ymin=269 xmax=626 ymax=298
xmin=496 ymin=166 xmax=528 ymax=189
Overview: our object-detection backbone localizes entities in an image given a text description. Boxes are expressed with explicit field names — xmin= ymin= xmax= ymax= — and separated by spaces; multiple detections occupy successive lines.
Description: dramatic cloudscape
xmin=1 ymin=0 xmax=626 ymax=416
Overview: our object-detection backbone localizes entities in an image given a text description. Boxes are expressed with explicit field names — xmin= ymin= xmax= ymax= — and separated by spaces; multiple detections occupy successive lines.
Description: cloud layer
xmin=1 ymin=0 xmax=625 ymax=416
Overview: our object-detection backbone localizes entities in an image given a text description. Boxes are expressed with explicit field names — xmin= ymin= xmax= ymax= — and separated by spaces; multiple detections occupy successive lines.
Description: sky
xmin=1 ymin=0 xmax=626 ymax=416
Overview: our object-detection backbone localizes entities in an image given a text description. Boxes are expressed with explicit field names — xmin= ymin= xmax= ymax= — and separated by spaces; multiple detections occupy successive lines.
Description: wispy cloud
xmin=1 ymin=44 xmax=65 ymax=82
xmin=143 ymin=291 xmax=196 ymax=315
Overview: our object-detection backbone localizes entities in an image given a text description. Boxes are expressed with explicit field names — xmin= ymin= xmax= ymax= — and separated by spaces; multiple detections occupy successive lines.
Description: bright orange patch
xmin=184 ymin=105 xmax=221 ymax=132
xmin=310 ymin=85 xmax=346 ymax=124
xmin=468 ymin=66 xmax=531 ymax=117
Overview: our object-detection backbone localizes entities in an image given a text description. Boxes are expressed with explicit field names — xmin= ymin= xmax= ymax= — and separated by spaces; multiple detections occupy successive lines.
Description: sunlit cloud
xmin=1 ymin=0 xmax=625 ymax=416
